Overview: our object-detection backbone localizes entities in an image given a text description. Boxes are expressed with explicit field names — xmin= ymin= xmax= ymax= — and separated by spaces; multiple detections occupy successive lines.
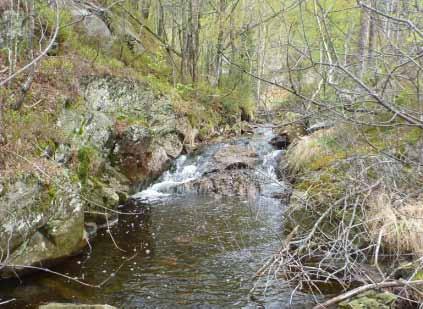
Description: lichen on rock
xmin=0 ymin=174 xmax=85 ymax=278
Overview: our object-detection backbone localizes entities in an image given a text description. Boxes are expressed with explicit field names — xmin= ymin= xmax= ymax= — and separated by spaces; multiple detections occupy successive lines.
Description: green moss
xmin=395 ymin=85 xmax=419 ymax=109
xmin=3 ymin=109 xmax=63 ymax=150
xmin=47 ymin=183 xmax=58 ymax=200
xmin=339 ymin=291 xmax=397 ymax=308
xmin=40 ymin=57 xmax=75 ymax=81
xmin=77 ymin=146 xmax=96 ymax=184
xmin=413 ymin=271 xmax=423 ymax=281
xmin=144 ymin=74 xmax=174 ymax=95
xmin=75 ymin=44 xmax=125 ymax=69
xmin=294 ymin=167 xmax=345 ymax=201
xmin=308 ymin=153 xmax=345 ymax=171
xmin=116 ymin=114 xmax=148 ymax=126
xmin=404 ymin=127 xmax=423 ymax=145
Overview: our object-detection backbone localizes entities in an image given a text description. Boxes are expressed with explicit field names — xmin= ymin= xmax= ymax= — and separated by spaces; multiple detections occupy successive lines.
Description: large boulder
xmin=58 ymin=110 xmax=114 ymax=151
xmin=80 ymin=76 xmax=155 ymax=115
xmin=0 ymin=174 xmax=86 ymax=278
xmin=61 ymin=1 xmax=113 ymax=48
xmin=72 ymin=9 xmax=112 ymax=40
xmin=111 ymin=125 xmax=171 ymax=183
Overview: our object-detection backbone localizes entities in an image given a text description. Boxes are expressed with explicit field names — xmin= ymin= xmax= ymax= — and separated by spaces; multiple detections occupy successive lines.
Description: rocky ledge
xmin=0 ymin=75 xmax=197 ymax=278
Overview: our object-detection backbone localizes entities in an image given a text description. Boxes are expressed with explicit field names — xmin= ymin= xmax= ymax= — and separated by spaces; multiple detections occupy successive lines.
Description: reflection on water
xmin=0 ymin=196 xmax=314 ymax=308
xmin=0 ymin=128 xmax=316 ymax=308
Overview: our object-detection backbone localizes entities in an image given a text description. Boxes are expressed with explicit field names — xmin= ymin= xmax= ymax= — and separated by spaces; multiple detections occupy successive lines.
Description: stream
xmin=0 ymin=127 xmax=316 ymax=308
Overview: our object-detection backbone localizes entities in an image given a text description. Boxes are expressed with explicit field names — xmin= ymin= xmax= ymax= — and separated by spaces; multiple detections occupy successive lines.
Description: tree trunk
xmin=358 ymin=2 xmax=369 ymax=78
xmin=215 ymin=0 xmax=225 ymax=87
xmin=180 ymin=0 xmax=201 ymax=83
xmin=190 ymin=0 xmax=201 ymax=83
xmin=0 ymin=95 xmax=5 ymax=146
xmin=367 ymin=0 xmax=377 ymax=77
xmin=157 ymin=0 xmax=165 ymax=38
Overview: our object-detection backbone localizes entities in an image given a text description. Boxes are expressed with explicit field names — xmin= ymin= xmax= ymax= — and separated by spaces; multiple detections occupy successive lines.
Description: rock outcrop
xmin=1 ymin=75 xmax=197 ymax=278
xmin=75 ymin=75 xmax=195 ymax=184
xmin=0 ymin=174 xmax=85 ymax=279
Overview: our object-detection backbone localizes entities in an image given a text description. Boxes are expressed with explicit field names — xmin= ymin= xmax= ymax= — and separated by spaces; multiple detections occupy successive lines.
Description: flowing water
xmin=0 ymin=127 xmax=316 ymax=308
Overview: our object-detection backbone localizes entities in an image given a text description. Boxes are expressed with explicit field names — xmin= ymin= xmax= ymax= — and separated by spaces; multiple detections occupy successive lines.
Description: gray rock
xmin=0 ymin=175 xmax=86 ymax=278
xmin=81 ymin=76 xmax=154 ymax=116
xmin=75 ymin=9 xmax=112 ymax=39
xmin=0 ymin=178 xmax=49 ymax=255
xmin=58 ymin=110 xmax=114 ymax=150
xmin=212 ymin=144 xmax=258 ymax=171
xmin=155 ymin=133 xmax=183 ymax=159
xmin=61 ymin=0 xmax=113 ymax=48
xmin=178 ymin=169 xmax=260 ymax=197
xmin=54 ymin=144 xmax=72 ymax=164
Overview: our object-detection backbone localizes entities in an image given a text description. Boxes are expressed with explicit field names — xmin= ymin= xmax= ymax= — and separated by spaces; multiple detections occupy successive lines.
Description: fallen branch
xmin=0 ymin=298 xmax=16 ymax=305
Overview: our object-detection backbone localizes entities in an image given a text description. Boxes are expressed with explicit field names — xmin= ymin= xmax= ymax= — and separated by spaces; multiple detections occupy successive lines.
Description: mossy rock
xmin=339 ymin=291 xmax=397 ymax=309
xmin=0 ymin=174 xmax=86 ymax=278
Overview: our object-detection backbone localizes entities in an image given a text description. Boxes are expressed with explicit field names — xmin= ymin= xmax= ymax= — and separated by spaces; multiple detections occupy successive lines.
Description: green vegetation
xmin=77 ymin=146 xmax=97 ymax=185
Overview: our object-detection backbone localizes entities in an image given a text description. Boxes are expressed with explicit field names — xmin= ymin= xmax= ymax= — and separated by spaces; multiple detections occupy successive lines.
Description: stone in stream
xmin=173 ymin=144 xmax=263 ymax=196
xmin=39 ymin=304 xmax=116 ymax=309
xmin=212 ymin=144 xmax=258 ymax=170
